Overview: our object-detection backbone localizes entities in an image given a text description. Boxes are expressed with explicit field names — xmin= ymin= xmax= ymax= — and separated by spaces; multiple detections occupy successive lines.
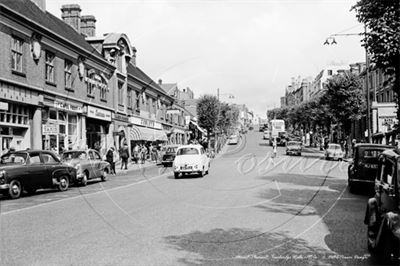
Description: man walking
xmin=119 ymin=143 xmax=130 ymax=170
xmin=106 ymin=147 xmax=116 ymax=175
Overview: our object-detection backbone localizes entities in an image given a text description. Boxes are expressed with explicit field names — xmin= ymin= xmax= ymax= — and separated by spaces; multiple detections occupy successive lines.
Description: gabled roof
xmin=0 ymin=0 xmax=107 ymax=63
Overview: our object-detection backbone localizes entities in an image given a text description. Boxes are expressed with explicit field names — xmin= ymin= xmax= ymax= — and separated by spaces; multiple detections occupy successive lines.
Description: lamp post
xmin=324 ymin=29 xmax=372 ymax=143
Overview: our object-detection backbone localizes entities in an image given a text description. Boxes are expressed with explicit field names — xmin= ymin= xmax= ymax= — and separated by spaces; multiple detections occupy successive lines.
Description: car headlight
xmin=0 ymin=170 xmax=6 ymax=184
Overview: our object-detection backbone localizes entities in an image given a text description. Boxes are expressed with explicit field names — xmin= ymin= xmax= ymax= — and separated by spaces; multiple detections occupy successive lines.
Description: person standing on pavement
xmin=119 ymin=143 xmax=130 ymax=170
xmin=106 ymin=147 xmax=116 ymax=175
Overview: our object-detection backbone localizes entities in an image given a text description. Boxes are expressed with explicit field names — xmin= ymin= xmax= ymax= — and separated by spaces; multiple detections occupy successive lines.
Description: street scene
xmin=0 ymin=0 xmax=400 ymax=265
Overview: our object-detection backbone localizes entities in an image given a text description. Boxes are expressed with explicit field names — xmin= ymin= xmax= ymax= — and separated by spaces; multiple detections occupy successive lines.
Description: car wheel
xmin=81 ymin=171 xmax=88 ymax=186
xmin=58 ymin=176 xmax=69 ymax=191
xmin=377 ymin=226 xmax=395 ymax=264
xmin=101 ymin=169 xmax=108 ymax=182
xmin=8 ymin=179 xmax=22 ymax=199
xmin=174 ymin=172 xmax=180 ymax=179
xmin=199 ymin=167 xmax=205 ymax=177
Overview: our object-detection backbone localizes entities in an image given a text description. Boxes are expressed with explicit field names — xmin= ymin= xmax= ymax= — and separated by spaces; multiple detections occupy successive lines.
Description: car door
xmin=379 ymin=159 xmax=398 ymax=212
xmin=200 ymin=148 xmax=207 ymax=169
xmin=27 ymin=152 xmax=47 ymax=189
xmin=42 ymin=152 xmax=62 ymax=188
xmin=92 ymin=150 xmax=103 ymax=178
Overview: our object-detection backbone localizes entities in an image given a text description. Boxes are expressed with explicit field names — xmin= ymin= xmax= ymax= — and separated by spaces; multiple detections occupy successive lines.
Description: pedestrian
xmin=119 ymin=143 xmax=129 ymax=170
xmin=273 ymin=138 xmax=277 ymax=158
xmin=140 ymin=144 xmax=146 ymax=164
xmin=133 ymin=144 xmax=139 ymax=164
xmin=106 ymin=147 xmax=116 ymax=175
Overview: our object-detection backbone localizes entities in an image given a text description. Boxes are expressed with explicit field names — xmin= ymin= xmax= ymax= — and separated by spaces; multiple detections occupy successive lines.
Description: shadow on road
xmin=165 ymin=228 xmax=337 ymax=266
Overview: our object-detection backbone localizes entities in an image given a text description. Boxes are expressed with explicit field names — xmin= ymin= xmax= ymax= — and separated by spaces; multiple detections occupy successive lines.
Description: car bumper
xmin=0 ymin=184 xmax=10 ymax=189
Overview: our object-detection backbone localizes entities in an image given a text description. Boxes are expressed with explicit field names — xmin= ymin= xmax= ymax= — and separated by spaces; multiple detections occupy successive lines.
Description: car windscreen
xmin=328 ymin=144 xmax=341 ymax=150
xmin=0 ymin=153 xmax=27 ymax=165
xmin=166 ymin=147 xmax=177 ymax=153
xmin=287 ymin=142 xmax=300 ymax=146
xmin=62 ymin=151 xmax=87 ymax=160
xmin=176 ymin=148 xmax=199 ymax=155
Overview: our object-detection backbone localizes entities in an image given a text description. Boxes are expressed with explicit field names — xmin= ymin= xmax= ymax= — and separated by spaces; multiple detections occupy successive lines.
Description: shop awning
xmin=130 ymin=126 xmax=168 ymax=141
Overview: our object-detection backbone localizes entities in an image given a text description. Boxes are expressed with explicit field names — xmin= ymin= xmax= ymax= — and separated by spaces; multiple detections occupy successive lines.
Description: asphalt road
xmin=0 ymin=131 xmax=382 ymax=265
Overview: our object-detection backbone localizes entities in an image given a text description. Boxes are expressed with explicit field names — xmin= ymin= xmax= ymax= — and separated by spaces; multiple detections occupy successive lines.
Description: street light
xmin=323 ymin=29 xmax=372 ymax=143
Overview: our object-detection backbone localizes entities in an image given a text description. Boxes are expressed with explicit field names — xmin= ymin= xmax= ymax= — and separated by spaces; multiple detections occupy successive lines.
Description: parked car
xmin=228 ymin=135 xmax=239 ymax=145
xmin=0 ymin=150 xmax=77 ymax=199
xmin=286 ymin=141 xmax=302 ymax=156
xmin=61 ymin=149 xmax=110 ymax=186
xmin=161 ymin=145 xmax=180 ymax=167
xmin=325 ymin=143 xmax=345 ymax=160
xmin=364 ymin=149 xmax=400 ymax=264
xmin=173 ymin=145 xmax=210 ymax=178
xmin=348 ymin=143 xmax=392 ymax=193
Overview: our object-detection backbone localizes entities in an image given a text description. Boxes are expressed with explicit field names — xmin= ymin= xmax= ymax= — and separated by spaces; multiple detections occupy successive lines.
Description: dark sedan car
xmin=162 ymin=145 xmax=179 ymax=167
xmin=0 ymin=150 xmax=77 ymax=199
xmin=348 ymin=143 xmax=392 ymax=193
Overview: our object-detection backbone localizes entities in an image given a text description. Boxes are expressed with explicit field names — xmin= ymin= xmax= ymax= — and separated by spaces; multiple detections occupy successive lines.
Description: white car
xmin=325 ymin=143 xmax=345 ymax=160
xmin=173 ymin=145 xmax=210 ymax=178
xmin=228 ymin=135 xmax=239 ymax=145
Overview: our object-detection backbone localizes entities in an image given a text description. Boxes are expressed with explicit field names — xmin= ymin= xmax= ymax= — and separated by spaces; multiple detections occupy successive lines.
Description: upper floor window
xmin=118 ymin=82 xmax=124 ymax=106
xmin=135 ymin=91 xmax=140 ymax=111
xmin=127 ymin=88 xmax=132 ymax=109
xmin=100 ymin=86 xmax=107 ymax=101
xmin=11 ymin=37 xmax=23 ymax=73
xmin=64 ymin=60 xmax=72 ymax=89
xmin=86 ymin=70 xmax=95 ymax=97
xmin=327 ymin=70 xmax=333 ymax=76
xmin=45 ymin=52 xmax=55 ymax=83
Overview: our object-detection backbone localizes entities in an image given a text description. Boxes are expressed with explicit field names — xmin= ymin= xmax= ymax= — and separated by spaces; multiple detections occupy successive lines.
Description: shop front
xmin=371 ymin=102 xmax=398 ymax=145
xmin=42 ymin=99 xmax=84 ymax=154
xmin=113 ymin=113 xmax=130 ymax=152
xmin=129 ymin=116 xmax=168 ymax=145
xmin=86 ymin=105 xmax=112 ymax=155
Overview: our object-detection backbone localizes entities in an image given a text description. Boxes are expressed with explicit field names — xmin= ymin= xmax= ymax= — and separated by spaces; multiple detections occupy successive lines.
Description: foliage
xmin=197 ymin=94 xmax=220 ymax=135
xmin=217 ymin=103 xmax=240 ymax=133
xmin=323 ymin=71 xmax=366 ymax=134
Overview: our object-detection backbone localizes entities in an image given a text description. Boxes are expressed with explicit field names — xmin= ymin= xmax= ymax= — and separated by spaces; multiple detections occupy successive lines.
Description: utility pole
xmin=365 ymin=25 xmax=372 ymax=143
xmin=217 ymin=88 xmax=220 ymax=101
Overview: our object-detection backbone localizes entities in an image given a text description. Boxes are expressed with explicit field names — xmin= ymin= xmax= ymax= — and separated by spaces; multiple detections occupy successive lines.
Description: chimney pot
xmin=158 ymin=79 xmax=162 ymax=85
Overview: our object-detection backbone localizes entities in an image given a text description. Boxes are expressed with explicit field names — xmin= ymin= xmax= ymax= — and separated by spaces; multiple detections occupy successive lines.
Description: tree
xmin=352 ymin=0 xmax=400 ymax=127
xmin=197 ymin=94 xmax=220 ymax=140
xmin=323 ymin=71 xmax=366 ymax=136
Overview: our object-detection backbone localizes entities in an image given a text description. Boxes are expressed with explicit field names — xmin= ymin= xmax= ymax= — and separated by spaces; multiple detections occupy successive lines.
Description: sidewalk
xmin=114 ymin=159 xmax=159 ymax=174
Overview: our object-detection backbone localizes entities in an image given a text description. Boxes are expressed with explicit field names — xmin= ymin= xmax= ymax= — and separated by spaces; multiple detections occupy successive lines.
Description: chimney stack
xmin=31 ymin=0 xmax=46 ymax=11
xmin=158 ymin=79 xmax=162 ymax=85
xmin=131 ymin=46 xmax=137 ymax=66
xmin=80 ymin=15 xmax=96 ymax=37
xmin=61 ymin=4 xmax=81 ymax=33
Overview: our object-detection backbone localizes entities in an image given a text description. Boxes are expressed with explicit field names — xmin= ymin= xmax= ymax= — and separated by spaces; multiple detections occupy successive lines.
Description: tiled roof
xmin=127 ymin=63 xmax=170 ymax=97
xmin=159 ymin=83 xmax=177 ymax=95
xmin=0 ymin=0 xmax=104 ymax=60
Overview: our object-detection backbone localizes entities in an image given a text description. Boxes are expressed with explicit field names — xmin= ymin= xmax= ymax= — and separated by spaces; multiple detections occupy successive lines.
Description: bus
xmin=269 ymin=119 xmax=287 ymax=146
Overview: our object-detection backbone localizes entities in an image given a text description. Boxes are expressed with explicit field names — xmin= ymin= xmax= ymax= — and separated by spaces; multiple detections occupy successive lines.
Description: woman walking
xmin=106 ymin=147 xmax=116 ymax=175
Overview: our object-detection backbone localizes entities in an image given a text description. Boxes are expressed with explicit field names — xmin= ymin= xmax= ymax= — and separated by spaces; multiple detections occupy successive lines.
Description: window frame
xmin=45 ymin=51 xmax=55 ymax=84
xmin=11 ymin=36 xmax=24 ymax=73
xmin=64 ymin=59 xmax=73 ymax=90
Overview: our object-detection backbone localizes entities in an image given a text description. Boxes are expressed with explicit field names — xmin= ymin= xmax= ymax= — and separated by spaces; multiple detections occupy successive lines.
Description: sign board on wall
xmin=42 ymin=124 xmax=58 ymax=135
xmin=0 ymin=102 xmax=8 ymax=111
xmin=376 ymin=104 xmax=398 ymax=133
xmin=87 ymin=106 xmax=112 ymax=121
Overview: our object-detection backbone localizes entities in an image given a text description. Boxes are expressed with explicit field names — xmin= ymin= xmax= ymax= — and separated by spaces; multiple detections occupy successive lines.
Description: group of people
xmin=104 ymin=143 xmax=130 ymax=175
xmin=131 ymin=144 xmax=158 ymax=164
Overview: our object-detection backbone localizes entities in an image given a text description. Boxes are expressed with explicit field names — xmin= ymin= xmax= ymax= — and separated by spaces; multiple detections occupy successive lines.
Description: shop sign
xmin=129 ymin=116 xmax=162 ymax=129
xmin=42 ymin=124 xmax=58 ymax=135
xmin=87 ymin=106 xmax=112 ymax=121
xmin=166 ymin=109 xmax=181 ymax=115
xmin=114 ymin=113 xmax=129 ymax=122
xmin=54 ymin=101 xmax=83 ymax=113
xmin=0 ymin=102 xmax=8 ymax=111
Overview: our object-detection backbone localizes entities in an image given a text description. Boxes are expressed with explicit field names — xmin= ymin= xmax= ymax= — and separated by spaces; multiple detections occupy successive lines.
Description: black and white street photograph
xmin=0 ymin=0 xmax=399 ymax=265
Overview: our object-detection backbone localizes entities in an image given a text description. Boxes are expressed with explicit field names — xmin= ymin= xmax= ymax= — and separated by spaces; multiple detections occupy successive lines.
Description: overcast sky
xmin=47 ymin=0 xmax=365 ymax=117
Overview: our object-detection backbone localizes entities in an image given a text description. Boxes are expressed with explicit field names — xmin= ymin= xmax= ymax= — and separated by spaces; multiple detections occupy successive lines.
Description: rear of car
xmin=348 ymin=144 xmax=392 ymax=192
xmin=162 ymin=146 xmax=178 ymax=167
xmin=286 ymin=141 xmax=302 ymax=156
xmin=325 ymin=144 xmax=344 ymax=160
xmin=228 ymin=135 xmax=239 ymax=145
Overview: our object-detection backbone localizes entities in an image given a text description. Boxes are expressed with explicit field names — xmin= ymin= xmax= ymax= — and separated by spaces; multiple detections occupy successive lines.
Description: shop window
xmin=11 ymin=36 xmax=23 ymax=73
xmin=58 ymin=111 xmax=66 ymax=121
xmin=0 ymin=104 xmax=29 ymax=125
xmin=64 ymin=60 xmax=72 ymax=89
xmin=68 ymin=114 xmax=77 ymax=138
xmin=45 ymin=51 xmax=55 ymax=83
